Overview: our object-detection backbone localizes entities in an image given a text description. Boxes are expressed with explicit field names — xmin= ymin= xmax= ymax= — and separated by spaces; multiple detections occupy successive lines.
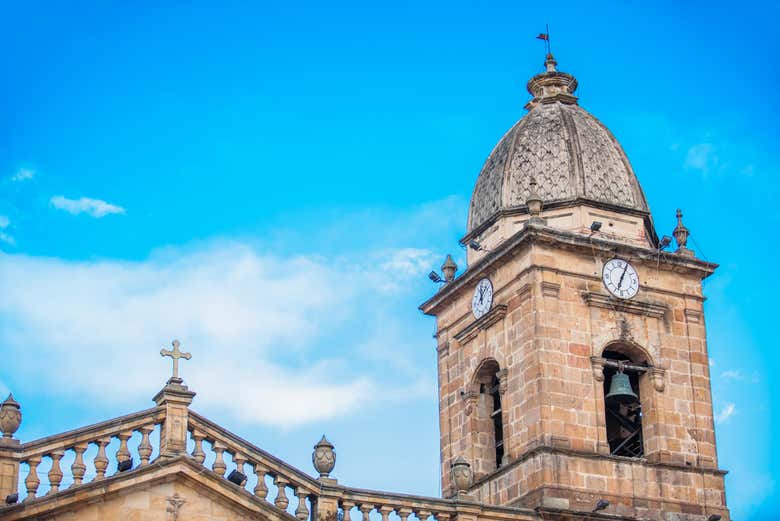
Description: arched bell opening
xmin=602 ymin=349 xmax=645 ymax=458
xmin=470 ymin=359 xmax=506 ymax=475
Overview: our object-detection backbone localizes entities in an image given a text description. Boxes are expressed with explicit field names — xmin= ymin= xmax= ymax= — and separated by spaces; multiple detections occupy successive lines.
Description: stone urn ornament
xmin=451 ymin=456 xmax=473 ymax=493
xmin=0 ymin=394 xmax=21 ymax=438
xmin=312 ymin=435 xmax=336 ymax=478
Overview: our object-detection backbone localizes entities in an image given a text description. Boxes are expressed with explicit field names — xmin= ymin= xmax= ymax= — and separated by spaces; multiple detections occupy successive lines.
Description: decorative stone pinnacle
xmin=0 ymin=393 xmax=22 ymax=439
xmin=545 ymin=53 xmax=557 ymax=72
xmin=160 ymin=339 xmax=192 ymax=384
xmin=312 ymin=435 xmax=336 ymax=478
xmin=441 ymin=254 xmax=457 ymax=283
xmin=450 ymin=457 xmax=473 ymax=494
xmin=526 ymin=177 xmax=545 ymax=225
xmin=673 ymin=208 xmax=692 ymax=256
xmin=525 ymin=53 xmax=578 ymax=110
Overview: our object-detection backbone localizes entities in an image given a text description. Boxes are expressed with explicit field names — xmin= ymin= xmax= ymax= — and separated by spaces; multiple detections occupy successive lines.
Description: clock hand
xmin=617 ymin=263 xmax=629 ymax=290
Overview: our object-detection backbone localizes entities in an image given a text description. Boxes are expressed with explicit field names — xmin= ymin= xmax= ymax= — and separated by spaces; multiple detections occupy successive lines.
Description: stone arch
xmin=600 ymin=339 xmax=655 ymax=367
xmin=598 ymin=341 xmax=649 ymax=458
xmin=467 ymin=358 xmax=507 ymax=477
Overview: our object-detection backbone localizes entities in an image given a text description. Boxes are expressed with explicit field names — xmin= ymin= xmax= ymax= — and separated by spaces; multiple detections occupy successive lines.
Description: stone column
xmin=0 ymin=394 xmax=22 ymax=500
xmin=153 ymin=380 xmax=196 ymax=458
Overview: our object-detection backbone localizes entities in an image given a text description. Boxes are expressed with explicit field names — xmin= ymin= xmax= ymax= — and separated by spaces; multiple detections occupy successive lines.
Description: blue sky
xmin=1 ymin=1 xmax=778 ymax=519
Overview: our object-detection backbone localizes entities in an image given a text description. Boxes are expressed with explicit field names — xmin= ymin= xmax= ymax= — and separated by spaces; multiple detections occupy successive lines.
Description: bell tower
xmin=420 ymin=55 xmax=730 ymax=521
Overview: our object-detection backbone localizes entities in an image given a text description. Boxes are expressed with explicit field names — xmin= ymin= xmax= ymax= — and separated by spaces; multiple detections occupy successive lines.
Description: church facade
xmin=0 ymin=54 xmax=729 ymax=521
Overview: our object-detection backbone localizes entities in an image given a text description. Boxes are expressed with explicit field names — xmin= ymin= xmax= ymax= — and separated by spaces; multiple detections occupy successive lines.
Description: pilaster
xmin=153 ymin=379 xmax=195 ymax=458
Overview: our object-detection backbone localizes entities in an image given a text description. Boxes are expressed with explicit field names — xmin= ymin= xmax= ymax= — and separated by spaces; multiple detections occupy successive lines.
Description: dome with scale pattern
xmin=467 ymin=54 xmax=650 ymax=234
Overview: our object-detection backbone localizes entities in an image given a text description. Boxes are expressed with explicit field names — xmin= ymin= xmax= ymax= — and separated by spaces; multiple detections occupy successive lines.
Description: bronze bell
xmin=605 ymin=371 xmax=638 ymax=404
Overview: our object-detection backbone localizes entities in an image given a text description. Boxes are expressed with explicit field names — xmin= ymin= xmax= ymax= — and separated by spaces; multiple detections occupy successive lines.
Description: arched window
xmin=602 ymin=349 xmax=644 ymax=458
xmin=472 ymin=360 xmax=505 ymax=471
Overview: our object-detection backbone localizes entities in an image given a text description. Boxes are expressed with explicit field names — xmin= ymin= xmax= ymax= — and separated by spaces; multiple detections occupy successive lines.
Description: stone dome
xmin=467 ymin=55 xmax=650 ymax=234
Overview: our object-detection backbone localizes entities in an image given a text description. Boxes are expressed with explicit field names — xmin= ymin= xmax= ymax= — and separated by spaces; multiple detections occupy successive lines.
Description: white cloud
xmin=50 ymin=196 xmax=125 ymax=217
xmin=0 ymin=241 xmax=435 ymax=427
xmin=720 ymin=370 xmax=743 ymax=381
xmin=0 ymin=216 xmax=13 ymax=245
xmin=715 ymin=403 xmax=736 ymax=424
xmin=684 ymin=143 xmax=718 ymax=173
xmin=11 ymin=168 xmax=34 ymax=182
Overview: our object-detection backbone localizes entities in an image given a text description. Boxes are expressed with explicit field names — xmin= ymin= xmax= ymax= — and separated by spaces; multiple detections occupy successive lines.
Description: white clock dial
xmin=472 ymin=278 xmax=494 ymax=319
xmin=602 ymin=258 xmax=639 ymax=299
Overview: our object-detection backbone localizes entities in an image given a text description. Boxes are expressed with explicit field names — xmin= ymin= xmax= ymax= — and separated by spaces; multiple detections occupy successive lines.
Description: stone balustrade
xmin=187 ymin=411 xmax=318 ymax=520
xmin=13 ymin=407 xmax=164 ymax=501
xmin=0 ymin=384 xmax=538 ymax=521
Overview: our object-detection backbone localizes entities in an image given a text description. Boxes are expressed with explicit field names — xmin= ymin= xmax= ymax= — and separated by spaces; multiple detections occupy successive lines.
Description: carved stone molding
xmin=454 ymin=304 xmax=508 ymax=344
xmin=581 ymin=292 xmax=668 ymax=319
xmin=540 ymin=281 xmax=560 ymax=297
xmin=650 ymin=367 xmax=666 ymax=392
xmin=590 ymin=356 xmax=605 ymax=382
xmin=462 ymin=391 xmax=479 ymax=416
xmin=496 ymin=368 xmax=508 ymax=396
xmin=516 ymin=283 xmax=532 ymax=302
xmin=684 ymin=308 xmax=702 ymax=324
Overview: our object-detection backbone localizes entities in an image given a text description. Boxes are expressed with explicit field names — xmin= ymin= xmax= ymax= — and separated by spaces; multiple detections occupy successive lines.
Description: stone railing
xmin=0 ymin=381 xmax=537 ymax=521
xmin=187 ymin=411 xmax=319 ymax=520
xmin=12 ymin=406 xmax=164 ymax=501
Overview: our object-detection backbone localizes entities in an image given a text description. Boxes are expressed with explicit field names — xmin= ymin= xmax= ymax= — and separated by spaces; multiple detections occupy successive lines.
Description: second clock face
xmin=602 ymin=258 xmax=639 ymax=299
xmin=472 ymin=278 xmax=494 ymax=319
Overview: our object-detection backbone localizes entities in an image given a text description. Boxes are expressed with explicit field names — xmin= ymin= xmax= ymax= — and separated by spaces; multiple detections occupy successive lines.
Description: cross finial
xmin=160 ymin=339 xmax=191 ymax=384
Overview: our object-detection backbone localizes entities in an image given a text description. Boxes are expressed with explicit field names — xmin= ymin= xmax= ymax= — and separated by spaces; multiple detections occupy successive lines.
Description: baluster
xmin=212 ymin=442 xmax=227 ymax=476
xmin=233 ymin=453 xmax=247 ymax=486
xmin=72 ymin=443 xmax=88 ymax=485
xmin=116 ymin=431 xmax=132 ymax=464
xmin=436 ymin=512 xmax=451 ymax=521
xmin=94 ymin=438 xmax=110 ymax=479
xmin=138 ymin=426 xmax=154 ymax=466
xmin=47 ymin=450 xmax=64 ymax=494
xmin=274 ymin=476 xmax=289 ymax=509
xmin=191 ymin=430 xmax=206 ymax=464
xmin=24 ymin=456 xmax=41 ymax=501
xmin=359 ymin=503 xmax=373 ymax=521
xmin=397 ymin=507 xmax=412 ymax=521
xmin=379 ymin=505 xmax=394 ymax=521
xmin=416 ymin=509 xmax=431 ymax=521
xmin=253 ymin=463 xmax=268 ymax=499
xmin=342 ymin=501 xmax=355 ymax=521
xmin=295 ymin=489 xmax=310 ymax=520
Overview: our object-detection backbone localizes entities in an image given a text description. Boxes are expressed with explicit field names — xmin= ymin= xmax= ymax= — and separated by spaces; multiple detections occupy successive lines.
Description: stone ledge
xmin=453 ymin=305 xmax=508 ymax=344
xmin=581 ymin=292 xmax=668 ymax=319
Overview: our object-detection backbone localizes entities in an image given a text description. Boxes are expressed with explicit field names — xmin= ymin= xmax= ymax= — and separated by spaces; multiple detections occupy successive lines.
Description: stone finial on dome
xmin=525 ymin=53 xmax=578 ymax=110
xmin=673 ymin=209 xmax=693 ymax=256
xmin=526 ymin=177 xmax=546 ymax=226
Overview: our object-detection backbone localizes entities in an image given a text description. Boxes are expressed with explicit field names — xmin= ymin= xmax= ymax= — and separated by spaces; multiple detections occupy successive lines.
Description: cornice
xmin=453 ymin=305 xmax=508 ymax=345
xmin=461 ymin=197 xmax=658 ymax=246
xmin=581 ymin=292 xmax=669 ymax=319
xmin=420 ymin=224 xmax=717 ymax=316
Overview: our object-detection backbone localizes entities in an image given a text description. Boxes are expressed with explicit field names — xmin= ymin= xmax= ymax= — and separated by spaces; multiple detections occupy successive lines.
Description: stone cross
xmin=166 ymin=493 xmax=186 ymax=521
xmin=160 ymin=340 xmax=191 ymax=383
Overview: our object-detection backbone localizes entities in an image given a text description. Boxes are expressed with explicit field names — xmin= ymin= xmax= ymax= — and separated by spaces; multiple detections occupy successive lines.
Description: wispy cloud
xmin=11 ymin=168 xmax=34 ymax=182
xmin=684 ymin=143 xmax=718 ymax=174
xmin=720 ymin=370 xmax=743 ymax=381
xmin=0 ymin=216 xmax=13 ymax=245
xmin=715 ymin=403 xmax=736 ymax=424
xmin=50 ymin=196 xmax=125 ymax=217
xmin=0 ymin=240 xmax=436 ymax=427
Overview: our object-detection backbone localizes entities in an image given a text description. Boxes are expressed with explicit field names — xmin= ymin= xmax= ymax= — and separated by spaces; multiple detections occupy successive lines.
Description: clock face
xmin=472 ymin=278 xmax=494 ymax=319
xmin=602 ymin=258 xmax=639 ymax=299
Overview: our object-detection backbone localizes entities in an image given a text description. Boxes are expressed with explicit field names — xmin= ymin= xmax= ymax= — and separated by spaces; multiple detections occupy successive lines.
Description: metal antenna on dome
xmin=536 ymin=24 xmax=551 ymax=56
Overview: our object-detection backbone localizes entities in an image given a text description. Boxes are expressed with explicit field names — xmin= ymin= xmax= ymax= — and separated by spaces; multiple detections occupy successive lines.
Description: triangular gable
xmin=2 ymin=456 xmax=299 ymax=521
